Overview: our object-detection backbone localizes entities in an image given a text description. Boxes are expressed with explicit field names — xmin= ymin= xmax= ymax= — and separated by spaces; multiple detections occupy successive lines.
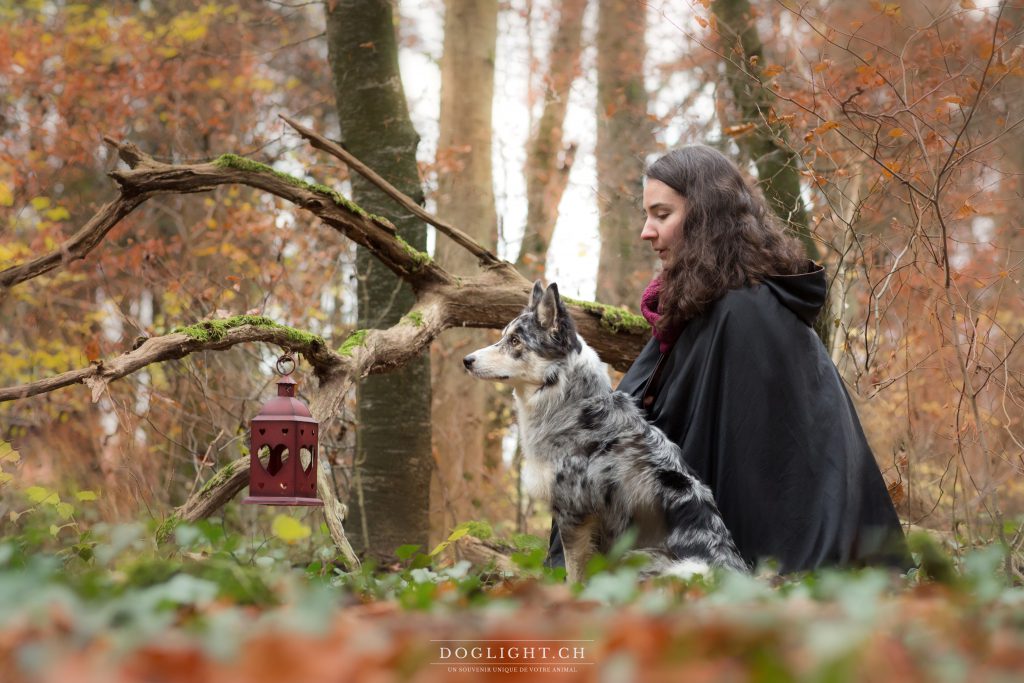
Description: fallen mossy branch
xmin=172 ymin=315 xmax=325 ymax=348
xmin=213 ymin=153 xmax=396 ymax=231
xmin=563 ymin=296 xmax=650 ymax=335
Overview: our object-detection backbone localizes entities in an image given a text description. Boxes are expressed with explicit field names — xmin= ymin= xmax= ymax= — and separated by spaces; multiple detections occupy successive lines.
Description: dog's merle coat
xmin=464 ymin=281 xmax=748 ymax=582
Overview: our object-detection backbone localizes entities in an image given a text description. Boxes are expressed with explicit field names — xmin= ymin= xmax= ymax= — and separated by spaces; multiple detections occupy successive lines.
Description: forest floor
xmin=1 ymin=513 xmax=1023 ymax=683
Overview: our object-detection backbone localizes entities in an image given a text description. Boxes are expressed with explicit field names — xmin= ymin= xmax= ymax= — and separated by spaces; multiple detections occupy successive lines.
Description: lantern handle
xmin=275 ymin=352 xmax=296 ymax=377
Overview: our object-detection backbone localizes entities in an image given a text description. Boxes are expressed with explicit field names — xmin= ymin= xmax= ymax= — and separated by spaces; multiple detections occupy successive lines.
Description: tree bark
xmin=711 ymin=0 xmax=817 ymax=260
xmin=711 ymin=0 xmax=830 ymax=347
xmin=430 ymin=0 xmax=501 ymax=539
xmin=517 ymin=0 xmax=588 ymax=280
xmin=326 ymin=0 xmax=432 ymax=561
xmin=595 ymin=0 xmax=654 ymax=308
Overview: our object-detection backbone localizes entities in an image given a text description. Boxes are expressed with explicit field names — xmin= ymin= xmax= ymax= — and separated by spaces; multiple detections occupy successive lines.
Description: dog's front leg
xmin=558 ymin=514 xmax=598 ymax=584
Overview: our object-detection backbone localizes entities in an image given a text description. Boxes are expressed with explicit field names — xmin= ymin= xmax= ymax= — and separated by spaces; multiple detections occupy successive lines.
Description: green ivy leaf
xmin=0 ymin=441 xmax=20 ymax=464
xmin=271 ymin=514 xmax=311 ymax=543
xmin=56 ymin=502 xmax=75 ymax=520
xmin=510 ymin=533 xmax=545 ymax=551
xmin=75 ymin=490 xmax=99 ymax=502
xmin=25 ymin=485 xmax=60 ymax=505
xmin=395 ymin=544 xmax=422 ymax=561
xmin=43 ymin=206 xmax=70 ymax=221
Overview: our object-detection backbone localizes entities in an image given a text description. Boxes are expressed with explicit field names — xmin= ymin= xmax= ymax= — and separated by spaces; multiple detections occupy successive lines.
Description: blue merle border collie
xmin=463 ymin=281 xmax=748 ymax=583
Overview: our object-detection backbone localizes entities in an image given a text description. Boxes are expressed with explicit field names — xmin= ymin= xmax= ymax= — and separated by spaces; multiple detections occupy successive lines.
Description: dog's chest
xmin=521 ymin=457 xmax=555 ymax=503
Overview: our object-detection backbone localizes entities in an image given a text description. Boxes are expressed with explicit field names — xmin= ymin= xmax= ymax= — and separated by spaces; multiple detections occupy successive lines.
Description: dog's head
xmin=463 ymin=280 xmax=582 ymax=386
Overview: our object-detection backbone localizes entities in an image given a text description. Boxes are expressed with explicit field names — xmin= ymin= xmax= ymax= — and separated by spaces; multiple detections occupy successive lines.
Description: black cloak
xmin=546 ymin=263 xmax=911 ymax=573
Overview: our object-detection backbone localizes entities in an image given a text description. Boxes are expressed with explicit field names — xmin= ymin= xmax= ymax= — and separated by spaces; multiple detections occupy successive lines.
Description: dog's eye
xmin=508 ymin=334 xmax=520 ymax=346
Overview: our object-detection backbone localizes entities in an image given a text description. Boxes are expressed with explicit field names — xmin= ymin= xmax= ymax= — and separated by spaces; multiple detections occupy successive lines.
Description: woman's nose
xmin=640 ymin=220 xmax=657 ymax=241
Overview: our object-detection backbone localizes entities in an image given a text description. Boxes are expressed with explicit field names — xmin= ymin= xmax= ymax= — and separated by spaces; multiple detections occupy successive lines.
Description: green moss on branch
xmin=154 ymin=513 xmax=181 ymax=544
xmin=395 ymin=235 xmax=432 ymax=269
xmin=338 ymin=329 xmax=369 ymax=357
xmin=563 ymin=297 xmax=650 ymax=335
xmin=213 ymin=154 xmax=394 ymax=228
xmin=402 ymin=311 xmax=424 ymax=327
xmin=173 ymin=315 xmax=324 ymax=348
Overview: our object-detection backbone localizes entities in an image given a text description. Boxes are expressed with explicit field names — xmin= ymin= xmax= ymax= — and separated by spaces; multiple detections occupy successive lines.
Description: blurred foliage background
xmin=1 ymin=0 xmax=1023 ymax=677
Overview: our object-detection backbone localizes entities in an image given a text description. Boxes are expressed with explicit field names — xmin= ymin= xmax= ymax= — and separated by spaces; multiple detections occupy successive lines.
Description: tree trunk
xmin=326 ymin=0 xmax=432 ymax=561
xmin=711 ymin=0 xmax=816 ymax=260
xmin=517 ymin=0 xmax=588 ymax=280
xmin=430 ymin=0 xmax=501 ymax=539
xmin=711 ymin=0 xmax=829 ymax=346
xmin=595 ymin=0 xmax=653 ymax=308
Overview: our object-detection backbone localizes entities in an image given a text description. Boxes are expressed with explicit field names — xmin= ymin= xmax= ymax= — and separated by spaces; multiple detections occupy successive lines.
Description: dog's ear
xmin=528 ymin=280 xmax=544 ymax=311
xmin=537 ymin=282 xmax=561 ymax=330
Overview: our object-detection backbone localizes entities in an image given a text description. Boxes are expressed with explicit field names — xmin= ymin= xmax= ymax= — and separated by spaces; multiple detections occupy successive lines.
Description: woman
xmin=546 ymin=145 xmax=911 ymax=573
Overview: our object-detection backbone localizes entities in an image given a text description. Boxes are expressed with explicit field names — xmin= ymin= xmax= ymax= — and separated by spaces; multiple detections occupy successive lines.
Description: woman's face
xmin=641 ymin=178 xmax=686 ymax=263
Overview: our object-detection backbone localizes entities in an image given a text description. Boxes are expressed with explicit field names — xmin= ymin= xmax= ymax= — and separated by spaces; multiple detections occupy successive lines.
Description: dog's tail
xmin=663 ymin=486 xmax=749 ymax=574
xmin=630 ymin=549 xmax=714 ymax=580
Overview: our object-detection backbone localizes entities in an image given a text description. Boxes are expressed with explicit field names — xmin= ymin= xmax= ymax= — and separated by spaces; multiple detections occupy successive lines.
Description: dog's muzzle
xmin=463 ymin=355 xmax=476 ymax=370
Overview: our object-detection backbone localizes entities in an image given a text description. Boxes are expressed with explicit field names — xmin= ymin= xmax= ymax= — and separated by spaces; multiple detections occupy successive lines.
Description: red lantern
xmin=243 ymin=354 xmax=323 ymax=507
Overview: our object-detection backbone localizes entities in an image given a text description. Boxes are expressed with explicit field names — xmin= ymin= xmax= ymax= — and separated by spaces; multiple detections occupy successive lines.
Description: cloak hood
xmin=763 ymin=260 xmax=827 ymax=327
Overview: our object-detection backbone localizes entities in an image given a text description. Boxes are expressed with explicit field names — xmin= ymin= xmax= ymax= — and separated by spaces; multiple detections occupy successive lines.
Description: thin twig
xmin=280 ymin=114 xmax=504 ymax=268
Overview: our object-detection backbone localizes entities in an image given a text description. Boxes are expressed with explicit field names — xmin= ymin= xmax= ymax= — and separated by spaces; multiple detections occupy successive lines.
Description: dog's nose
xmin=463 ymin=355 xmax=475 ymax=369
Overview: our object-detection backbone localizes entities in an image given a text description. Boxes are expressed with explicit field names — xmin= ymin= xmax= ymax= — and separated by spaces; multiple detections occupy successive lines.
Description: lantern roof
xmin=252 ymin=375 xmax=316 ymax=423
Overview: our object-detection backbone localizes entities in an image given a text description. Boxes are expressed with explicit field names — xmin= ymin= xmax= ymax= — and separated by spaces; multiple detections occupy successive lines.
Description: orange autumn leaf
xmin=872 ymin=1 xmax=902 ymax=17
xmin=761 ymin=64 xmax=784 ymax=78
xmin=84 ymin=339 xmax=101 ymax=363
xmin=887 ymin=479 xmax=905 ymax=506
xmin=723 ymin=122 xmax=757 ymax=136
xmin=882 ymin=160 xmax=903 ymax=176
xmin=814 ymin=120 xmax=840 ymax=135
xmin=954 ymin=202 xmax=977 ymax=219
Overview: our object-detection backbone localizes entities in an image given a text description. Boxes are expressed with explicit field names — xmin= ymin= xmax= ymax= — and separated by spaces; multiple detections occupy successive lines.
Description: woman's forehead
xmin=643 ymin=178 xmax=684 ymax=207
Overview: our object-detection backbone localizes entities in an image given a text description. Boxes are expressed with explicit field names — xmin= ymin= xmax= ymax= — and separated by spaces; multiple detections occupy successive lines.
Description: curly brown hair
xmin=646 ymin=145 xmax=809 ymax=335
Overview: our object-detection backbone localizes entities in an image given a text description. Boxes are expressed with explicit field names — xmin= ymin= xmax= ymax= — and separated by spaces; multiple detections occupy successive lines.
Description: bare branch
xmin=157 ymin=454 xmax=361 ymax=571
xmin=0 ymin=322 xmax=340 ymax=403
xmin=280 ymin=115 xmax=508 ymax=272
xmin=0 ymin=194 xmax=149 ymax=290
xmin=1 ymin=277 xmax=650 ymax=407
xmin=2 ymin=140 xmax=453 ymax=293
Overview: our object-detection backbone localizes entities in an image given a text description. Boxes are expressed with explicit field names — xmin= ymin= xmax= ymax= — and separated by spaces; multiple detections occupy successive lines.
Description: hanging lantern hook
xmin=275 ymin=351 xmax=296 ymax=377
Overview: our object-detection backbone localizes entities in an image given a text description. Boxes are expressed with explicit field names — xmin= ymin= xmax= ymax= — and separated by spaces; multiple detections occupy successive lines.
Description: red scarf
xmin=640 ymin=276 xmax=681 ymax=353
